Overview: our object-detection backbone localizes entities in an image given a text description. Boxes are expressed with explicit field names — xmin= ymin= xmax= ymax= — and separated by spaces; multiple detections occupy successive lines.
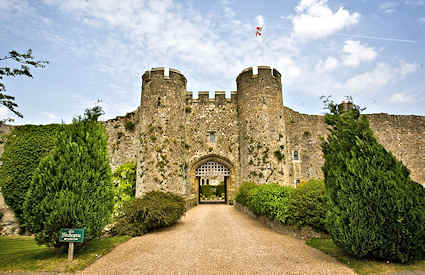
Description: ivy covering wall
xmin=0 ymin=124 xmax=63 ymax=226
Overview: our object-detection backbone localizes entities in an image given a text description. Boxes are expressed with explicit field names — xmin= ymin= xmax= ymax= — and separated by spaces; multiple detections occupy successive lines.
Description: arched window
xmin=293 ymin=151 xmax=299 ymax=160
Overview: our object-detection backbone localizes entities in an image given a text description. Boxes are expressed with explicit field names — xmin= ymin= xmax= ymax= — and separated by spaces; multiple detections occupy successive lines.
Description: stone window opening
xmin=295 ymin=179 xmax=300 ymax=186
xmin=209 ymin=132 xmax=216 ymax=143
xmin=157 ymin=96 xmax=161 ymax=107
xmin=293 ymin=151 xmax=299 ymax=160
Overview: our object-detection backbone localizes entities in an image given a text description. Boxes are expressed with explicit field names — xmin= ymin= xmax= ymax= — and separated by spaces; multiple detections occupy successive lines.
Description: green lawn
xmin=0 ymin=235 xmax=131 ymax=272
xmin=307 ymin=238 xmax=425 ymax=275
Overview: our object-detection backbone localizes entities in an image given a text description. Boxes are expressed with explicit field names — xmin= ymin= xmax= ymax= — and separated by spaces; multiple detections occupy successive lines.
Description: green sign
xmin=59 ymin=228 xmax=85 ymax=243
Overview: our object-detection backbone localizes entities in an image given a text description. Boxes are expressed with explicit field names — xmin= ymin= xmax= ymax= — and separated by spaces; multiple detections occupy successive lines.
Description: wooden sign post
xmin=68 ymin=242 xmax=74 ymax=261
xmin=59 ymin=228 xmax=86 ymax=262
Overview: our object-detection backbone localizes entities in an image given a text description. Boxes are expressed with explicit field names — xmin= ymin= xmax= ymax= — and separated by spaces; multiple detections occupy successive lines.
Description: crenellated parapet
xmin=236 ymin=66 xmax=281 ymax=86
xmin=185 ymin=91 xmax=238 ymax=105
xmin=142 ymin=67 xmax=187 ymax=84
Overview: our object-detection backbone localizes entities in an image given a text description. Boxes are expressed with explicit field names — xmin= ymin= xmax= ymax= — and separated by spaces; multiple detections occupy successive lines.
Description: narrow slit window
xmin=293 ymin=151 xmax=299 ymax=160
xmin=209 ymin=132 xmax=215 ymax=143
xmin=157 ymin=96 xmax=161 ymax=107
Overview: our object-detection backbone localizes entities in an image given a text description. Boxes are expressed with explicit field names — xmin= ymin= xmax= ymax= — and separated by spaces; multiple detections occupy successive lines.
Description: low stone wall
xmin=234 ymin=203 xmax=328 ymax=240
xmin=184 ymin=194 xmax=198 ymax=210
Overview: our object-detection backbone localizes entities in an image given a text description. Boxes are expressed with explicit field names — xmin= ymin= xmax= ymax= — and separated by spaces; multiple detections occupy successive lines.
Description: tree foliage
xmin=112 ymin=162 xmax=136 ymax=216
xmin=23 ymin=107 xmax=113 ymax=247
xmin=0 ymin=49 xmax=48 ymax=121
xmin=321 ymin=100 xmax=425 ymax=263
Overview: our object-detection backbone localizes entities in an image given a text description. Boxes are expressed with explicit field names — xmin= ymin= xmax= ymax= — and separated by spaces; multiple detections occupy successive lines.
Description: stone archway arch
xmin=189 ymin=154 xmax=236 ymax=205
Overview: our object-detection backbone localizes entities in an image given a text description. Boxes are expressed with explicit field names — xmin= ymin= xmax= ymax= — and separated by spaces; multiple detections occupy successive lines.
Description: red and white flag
xmin=255 ymin=15 xmax=264 ymax=39
xmin=256 ymin=26 xmax=263 ymax=37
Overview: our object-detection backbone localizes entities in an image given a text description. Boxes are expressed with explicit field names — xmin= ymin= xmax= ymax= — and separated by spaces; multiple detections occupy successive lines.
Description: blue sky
xmin=1 ymin=0 xmax=424 ymax=125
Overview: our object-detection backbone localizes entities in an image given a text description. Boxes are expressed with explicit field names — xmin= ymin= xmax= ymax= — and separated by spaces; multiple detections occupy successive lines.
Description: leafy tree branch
xmin=0 ymin=49 xmax=48 ymax=120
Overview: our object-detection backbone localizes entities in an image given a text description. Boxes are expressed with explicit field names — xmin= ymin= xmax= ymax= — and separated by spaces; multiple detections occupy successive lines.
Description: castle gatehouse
xmin=101 ymin=66 xmax=425 ymax=204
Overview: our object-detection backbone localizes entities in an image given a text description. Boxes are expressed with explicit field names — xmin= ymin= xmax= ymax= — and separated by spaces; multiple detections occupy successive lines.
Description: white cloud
xmin=39 ymin=0 xmax=304 ymax=91
xmin=389 ymin=92 xmax=417 ymax=103
xmin=379 ymin=2 xmax=399 ymax=14
xmin=405 ymin=0 xmax=425 ymax=6
xmin=399 ymin=61 xmax=419 ymax=75
xmin=419 ymin=17 xmax=425 ymax=23
xmin=290 ymin=0 xmax=360 ymax=39
xmin=41 ymin=112 xmax=61 ymax=123
xmin=345 ymin=61 xmax=418 ymax=93
xmin=315 ymin=57 xmax=339 ymax=72
xmin=345 ymin=63 xmax=393 ymax=92
xmin=0 ymin=107 xmax=11 ymax=121
xmin=342 ymin=40 xmax=377 ymax=67
xmin=256 ymin=15 xmax=264 ymax=27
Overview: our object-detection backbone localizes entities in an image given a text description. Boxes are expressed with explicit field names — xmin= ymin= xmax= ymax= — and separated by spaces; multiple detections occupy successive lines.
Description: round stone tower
xmin=236 ymin=66 xmax=288 ymax=185
xmin=136 ymin=68 xmax=188 ymax=197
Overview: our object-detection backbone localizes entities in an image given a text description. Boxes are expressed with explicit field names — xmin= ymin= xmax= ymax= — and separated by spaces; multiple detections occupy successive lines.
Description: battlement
xmin=185 ymin=91 xmax=237 ymax=105
xmin=142 ymin=67 xmax=187 ymax=84
xmin=236 ymin=66 xmax=281 ymax=83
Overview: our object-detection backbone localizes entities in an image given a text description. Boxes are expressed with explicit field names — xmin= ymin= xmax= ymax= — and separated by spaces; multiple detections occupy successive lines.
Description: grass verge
xmin=307 ymin=238 xmax=425 ymax=275
xmin=0 ymin=235 xmax=131 ymax=272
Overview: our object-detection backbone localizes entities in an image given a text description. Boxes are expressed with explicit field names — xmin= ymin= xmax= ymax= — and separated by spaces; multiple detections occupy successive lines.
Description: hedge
xmin=113 ymin=191 xmax=186 ymax=236
xmin=287 ymin=179 xmax=328 ymax=232
xmin=234 ymin=182 xmax=257 ymax=205
xmin=0 ymin=124 xmax=63 ymax=226
xmin=235 ymin=180 xmax=328 ymax=233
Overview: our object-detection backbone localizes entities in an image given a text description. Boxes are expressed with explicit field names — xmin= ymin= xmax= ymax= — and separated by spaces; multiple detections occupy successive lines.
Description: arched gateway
xmin=190 ymin=155 xmax=235 ymax=204
xmin=196 ymin=161 xmax=230 ymax=204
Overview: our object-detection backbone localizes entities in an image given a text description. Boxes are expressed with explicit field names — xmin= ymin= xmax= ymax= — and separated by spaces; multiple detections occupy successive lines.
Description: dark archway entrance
xmin=195 ymin=161 xmax=230 ymax=204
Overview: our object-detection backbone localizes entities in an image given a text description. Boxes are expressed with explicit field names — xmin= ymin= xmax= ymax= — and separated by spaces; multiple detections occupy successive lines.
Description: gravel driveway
xmin=80 ymin=204 xmax=355 ymax=274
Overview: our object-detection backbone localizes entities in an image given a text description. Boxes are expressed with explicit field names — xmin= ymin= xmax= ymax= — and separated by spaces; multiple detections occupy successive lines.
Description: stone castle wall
xmin=237 ymin=66 xmax=288 ymax=185
xmin=184 ymin=91 xmax=240 ymax=199
xmin=2 ymin=66 xmax=425 ymax=234
xmin=103 ymin=110 xmax=139 ymax=171
xmin=284 ymin=107 xmax=425 ymax=185
xmin=136 ymin=68 xmax=188 ymax=196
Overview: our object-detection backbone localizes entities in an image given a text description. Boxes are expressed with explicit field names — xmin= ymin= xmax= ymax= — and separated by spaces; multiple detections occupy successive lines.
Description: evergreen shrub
xmin=234 ymin=182 xmax=257 ymax=205
xmin=216 ymin=182 xmax=225 ymax=197
xmin=246 ymin=183 xmax=293 ymax=223
xmin=322 ymin=101 xmax=425 ymax=263
xmin=201 ymin=185 xmax=215 ymax=198
xmin=287 ymin=179 xmax=328 ymax=232
xmin=23 ymin=109 xmax=114 ymax=247
xmin=0 ymin=124 xmax=62 ymax=226
xmin=112 ymin=162 xmax=136 ymax=216
xmin=113 ymin=191 xmax=186 ymax=236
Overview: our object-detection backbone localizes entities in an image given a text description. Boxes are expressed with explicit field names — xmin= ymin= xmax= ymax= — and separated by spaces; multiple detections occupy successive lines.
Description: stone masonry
xmin=128 ymin=66 xmax=425 ymax=202
xmin=1 ymin=65 xmax=425 ymax=225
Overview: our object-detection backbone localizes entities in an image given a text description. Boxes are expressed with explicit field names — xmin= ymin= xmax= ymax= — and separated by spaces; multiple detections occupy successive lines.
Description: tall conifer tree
xmin=321 ymin=100 xmax=425 ymax=263
xmin=24 ymin=107 xmax=113 ymax=248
